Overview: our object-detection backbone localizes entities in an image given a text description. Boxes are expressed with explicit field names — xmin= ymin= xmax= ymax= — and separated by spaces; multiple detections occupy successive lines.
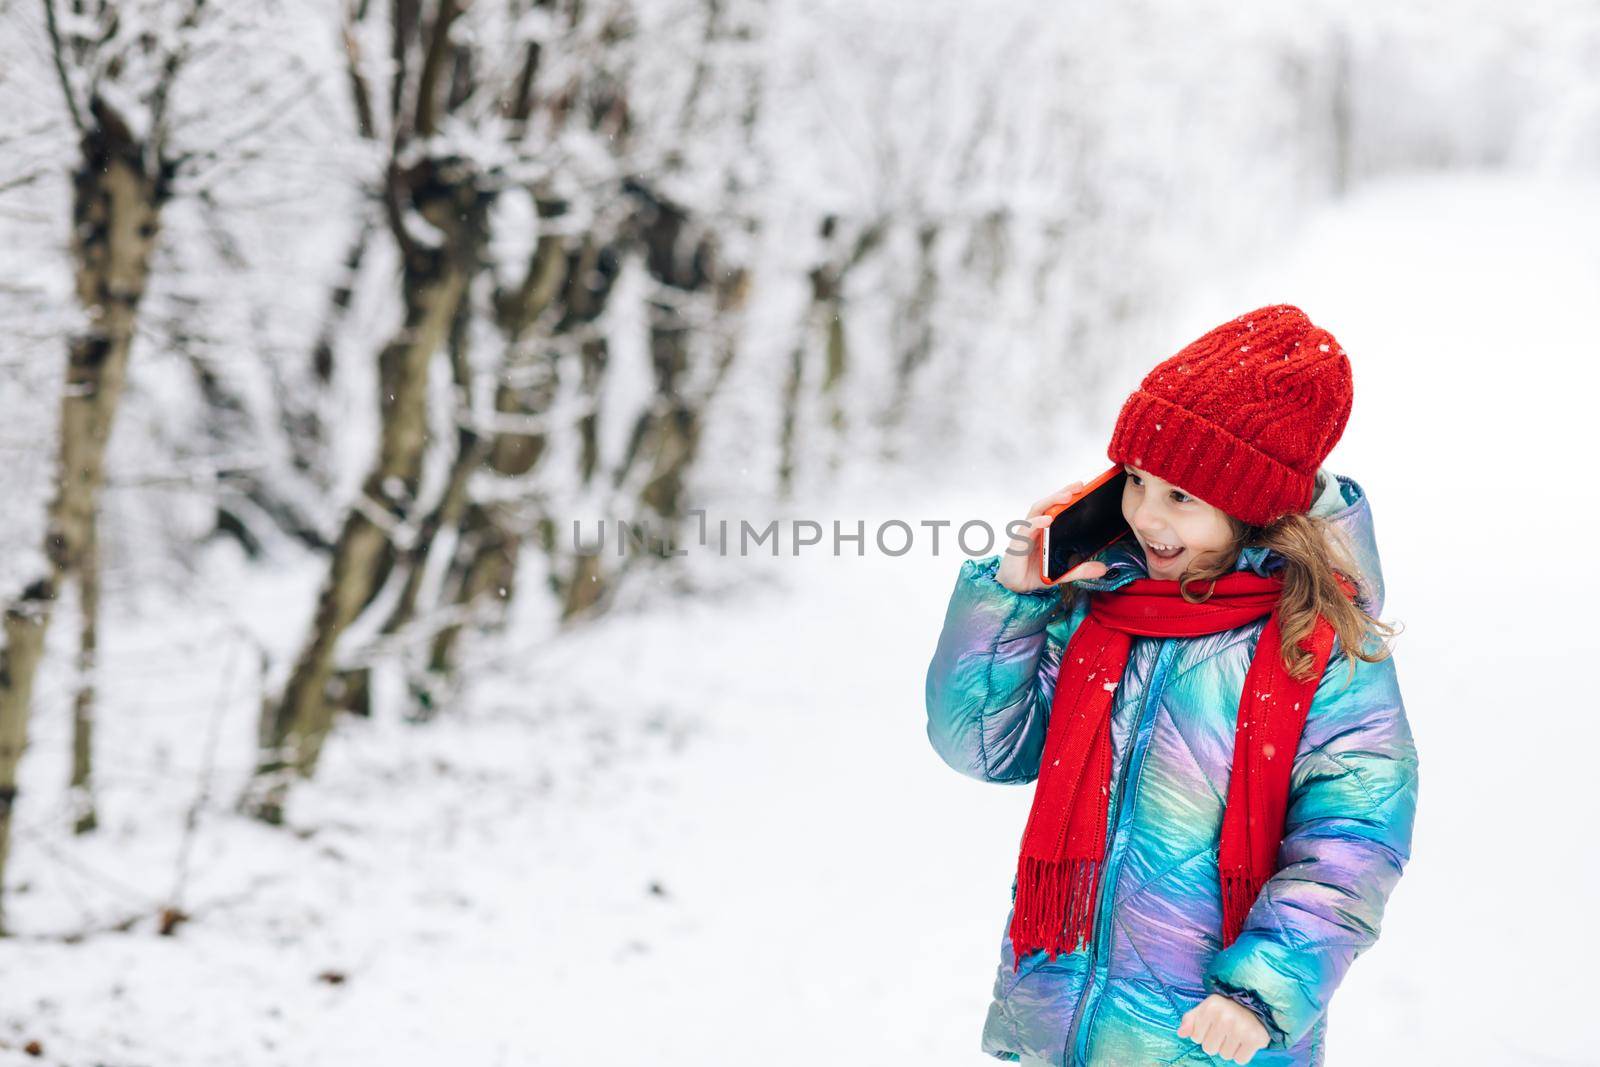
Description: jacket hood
xmin=1074 ymin=468 xmax=1386 ymax=616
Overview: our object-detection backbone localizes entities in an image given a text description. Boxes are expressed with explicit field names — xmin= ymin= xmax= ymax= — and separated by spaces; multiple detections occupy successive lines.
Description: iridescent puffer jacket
xmin=924 ymin=471 xmax=1419 ymax=1066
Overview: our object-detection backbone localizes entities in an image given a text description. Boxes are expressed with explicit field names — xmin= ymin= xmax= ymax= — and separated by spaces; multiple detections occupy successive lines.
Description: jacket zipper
xmin=1063 ymin=638 xmax=1175 ymax=1066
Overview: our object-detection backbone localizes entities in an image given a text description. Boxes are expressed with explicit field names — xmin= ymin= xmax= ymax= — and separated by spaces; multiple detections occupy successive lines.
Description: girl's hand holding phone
xmin=996 ymin=481 xmax=1111 ymax=594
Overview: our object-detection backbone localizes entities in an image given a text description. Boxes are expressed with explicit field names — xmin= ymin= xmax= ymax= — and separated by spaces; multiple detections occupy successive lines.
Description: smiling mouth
xmin=1145 ymin=540 xmax=1184 ymax=562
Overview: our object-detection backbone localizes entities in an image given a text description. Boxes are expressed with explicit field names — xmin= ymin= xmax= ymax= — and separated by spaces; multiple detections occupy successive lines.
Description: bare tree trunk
xmin=283 ymin=215 xmax=376 ymax=497
xmin=488 ymin=229 xmax=623 ymax=620
xmin=393 ymin=204 xmax=573 ymax=695
xmin=878 ymin=219 xmax=941 ymax=464
xmin=424 ymin=501 xmax=520 ymax=681
xmin=776 ymin=215 xmax=882 ymax=499
xmin=820 ymin=286 xmax=848 ymax=482
xmin=361 ymin=297 xmax=487 ymax=721
xmin=364 ymin=198 xmax=574 ymax=711
xmin=559 ymin=549 xmax=606 ymax=622
xmin=378 ymin=297 xmax=481 ymax=640
xmin=486 ymin=230 xmax=567 ymax=478
xmin=69 ymin=517 xmax=100 ymax=836
xmin=241 ymin=167 xmax=483 ymax=822
xmin=0 ymin=106 xmax=164 ymax=927
xmin=776 ymin=340 xmax=805 ymax=501
xmin=614 ymin=185 xmax=746 ymax=548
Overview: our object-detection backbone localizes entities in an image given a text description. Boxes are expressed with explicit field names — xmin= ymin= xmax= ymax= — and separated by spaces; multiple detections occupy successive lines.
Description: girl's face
xmin=1119 ymin=464 xmax=1236 ymax=578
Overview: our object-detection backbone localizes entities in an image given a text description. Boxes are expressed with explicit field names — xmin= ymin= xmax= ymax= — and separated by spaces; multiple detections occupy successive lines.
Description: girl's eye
xmin=1126 ymin=473 xmax=1190 ymax=502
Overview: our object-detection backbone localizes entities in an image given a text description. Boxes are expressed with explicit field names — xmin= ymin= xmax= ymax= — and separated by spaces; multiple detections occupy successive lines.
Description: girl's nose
xmin=1132 ymin=501 xmax=1167 ymax=534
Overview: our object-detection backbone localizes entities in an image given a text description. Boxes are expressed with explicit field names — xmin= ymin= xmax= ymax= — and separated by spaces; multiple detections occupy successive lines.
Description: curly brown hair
xmin=1173 ymin=510 xmax=1402 ymax=686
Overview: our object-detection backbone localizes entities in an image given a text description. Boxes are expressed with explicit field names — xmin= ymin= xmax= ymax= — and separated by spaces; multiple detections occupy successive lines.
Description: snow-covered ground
xmin=4 ymin=171 xmax=1597 ymax=1065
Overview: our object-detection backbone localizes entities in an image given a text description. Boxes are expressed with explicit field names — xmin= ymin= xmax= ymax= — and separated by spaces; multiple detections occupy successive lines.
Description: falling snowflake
xmin=1262 ymin=743 xmax=1276 ymax=759
xmin=1102 ymin=681 xmax=1118 ymax=692
xmin=1318 ymin=343 xmax=1330 ymax=352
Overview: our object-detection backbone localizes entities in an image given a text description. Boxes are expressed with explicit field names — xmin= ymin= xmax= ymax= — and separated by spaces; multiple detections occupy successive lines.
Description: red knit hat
xmin=1106 ymin=304 xmax=1353 ymax=526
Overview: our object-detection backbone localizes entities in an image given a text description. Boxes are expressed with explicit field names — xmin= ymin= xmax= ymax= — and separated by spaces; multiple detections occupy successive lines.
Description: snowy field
xmin=3 ymin=172 xmax=1598 ymax=1065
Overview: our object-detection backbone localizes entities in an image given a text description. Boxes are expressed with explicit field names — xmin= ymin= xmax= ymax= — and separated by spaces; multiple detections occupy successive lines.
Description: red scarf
xmin=1008 ymin=570 xmax=1354 ymax=971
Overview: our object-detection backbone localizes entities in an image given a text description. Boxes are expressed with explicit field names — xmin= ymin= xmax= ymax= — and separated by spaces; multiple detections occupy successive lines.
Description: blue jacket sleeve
xmin=1203 ymin=642 xmax=1421 ymax=1050
xmin=923 ymin=554 xmax=1084 ymax=784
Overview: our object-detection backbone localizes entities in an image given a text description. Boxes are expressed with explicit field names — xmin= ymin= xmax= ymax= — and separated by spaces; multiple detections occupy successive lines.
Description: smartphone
xmin=1041 ymin=465 xmax=1132 ymax=585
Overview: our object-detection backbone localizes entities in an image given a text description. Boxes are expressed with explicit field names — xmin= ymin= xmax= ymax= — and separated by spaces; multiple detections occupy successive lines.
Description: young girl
xmin=925 ymin=305 xmax=1419 ymax=1066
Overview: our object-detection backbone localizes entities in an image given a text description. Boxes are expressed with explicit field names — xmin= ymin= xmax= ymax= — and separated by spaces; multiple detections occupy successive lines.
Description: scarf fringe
xmin=1009 ymin=854 xmax=1102 ymax=973
xmin=1221 ymin=865 xmax=1264 ymax=947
